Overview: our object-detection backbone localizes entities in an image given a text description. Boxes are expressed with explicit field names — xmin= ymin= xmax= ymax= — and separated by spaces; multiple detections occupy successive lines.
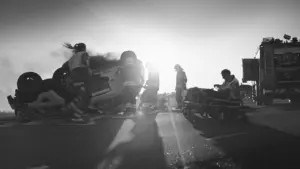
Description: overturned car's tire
xmin=52 ymin=67 xmax=70 ymax=86
xmin=17 ymin=72 xmax=43 ymax=92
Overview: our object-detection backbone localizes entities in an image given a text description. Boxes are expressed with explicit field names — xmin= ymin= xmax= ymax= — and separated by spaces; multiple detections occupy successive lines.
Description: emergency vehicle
xmin=242 ymin=35 xmax=300 ymax=105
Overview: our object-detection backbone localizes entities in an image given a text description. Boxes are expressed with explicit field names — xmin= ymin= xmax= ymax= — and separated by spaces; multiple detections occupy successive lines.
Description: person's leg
xmin=26 ymin=91 xmax=65 ymax=117
xmin=176 ymin=88 xmax=183 ymax=109
xmin=69 ymin=68 xmax=92 ymax=111
xmin=150 ymin=88 xmax=159 ymax=109
xmin=147 ymin=87 xmax=158 ymax=105
xmin=28 ymin=91 xmax=65 ymax=109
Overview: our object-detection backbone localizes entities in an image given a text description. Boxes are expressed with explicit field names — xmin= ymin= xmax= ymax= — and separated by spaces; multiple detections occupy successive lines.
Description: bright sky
xmin=0 ymin=0 xmax=299 ymax=109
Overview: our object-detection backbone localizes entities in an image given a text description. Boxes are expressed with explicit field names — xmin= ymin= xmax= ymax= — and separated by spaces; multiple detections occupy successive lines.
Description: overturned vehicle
xmin=7 ymin=52 xmax=145 ymax=123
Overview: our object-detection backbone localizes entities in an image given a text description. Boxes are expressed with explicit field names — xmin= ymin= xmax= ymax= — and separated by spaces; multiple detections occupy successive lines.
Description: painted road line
xmin=205 ymin=132 xmax=247 ymax=141
xmin=22 ymin=121 xmax=46 ymax=126
xmin=27 ymin=165 xmax=50 ymax=169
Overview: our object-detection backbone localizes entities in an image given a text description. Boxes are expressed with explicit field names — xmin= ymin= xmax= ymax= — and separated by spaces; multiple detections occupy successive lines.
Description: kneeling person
xmin=26 ymin=78 xmax=88 ymax=122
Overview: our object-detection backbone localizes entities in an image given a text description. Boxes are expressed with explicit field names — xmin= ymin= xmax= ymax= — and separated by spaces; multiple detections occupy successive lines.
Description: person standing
xmin=174 ymin=64 xmax=187 ymax=109
xmin=139 ymin=62 xmax=160 ymax=109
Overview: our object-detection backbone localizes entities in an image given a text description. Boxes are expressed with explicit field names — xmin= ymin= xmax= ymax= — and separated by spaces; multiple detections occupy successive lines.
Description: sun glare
xmin=131 ymin=36 xmax=179 ymax=93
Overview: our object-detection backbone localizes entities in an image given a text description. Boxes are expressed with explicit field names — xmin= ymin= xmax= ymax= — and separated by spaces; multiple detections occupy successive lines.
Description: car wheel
xmin=17 ymin=72 xmax=43 ymax=92
xmin=52 ymin=67 xmax=70 ymax=87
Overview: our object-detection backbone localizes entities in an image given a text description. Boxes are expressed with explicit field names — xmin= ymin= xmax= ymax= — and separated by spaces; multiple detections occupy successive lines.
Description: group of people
xmin=173 ymin=66 xmax=240 ymax=109
xmin=23 ymin=42 xmax=240 ymax=122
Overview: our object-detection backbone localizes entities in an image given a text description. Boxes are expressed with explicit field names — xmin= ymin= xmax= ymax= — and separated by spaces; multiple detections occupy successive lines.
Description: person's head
xmin=120 ymin=50 xmax=137 ymax=65
xmin=174 ymin=64 xmax=182 ymax=72
xmin=73 ymin=43 xmax=86 ymax=53
xmin=221 ymin=69 xmax=231 ymax=80
xmin=63 ymin=42 xmax=86 ymax=53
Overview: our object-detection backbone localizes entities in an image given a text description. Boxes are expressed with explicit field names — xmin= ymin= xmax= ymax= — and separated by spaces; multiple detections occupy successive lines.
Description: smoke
xmin=0 ymin=57 xmax=19 ymax=91
xmin=0 ymin=57 xmax=19 ymax=110
xmin=89 ymin=52 xmax=121 ymax=70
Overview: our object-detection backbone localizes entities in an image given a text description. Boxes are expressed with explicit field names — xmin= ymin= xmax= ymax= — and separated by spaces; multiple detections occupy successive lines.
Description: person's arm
xmin=81 ymin=52 xmax=90 ymax=67
xmin=219 ymin=81 xmax=229 ymax=91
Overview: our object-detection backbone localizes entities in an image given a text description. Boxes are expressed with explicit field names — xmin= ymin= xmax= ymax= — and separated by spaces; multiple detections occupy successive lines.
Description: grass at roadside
xmin=0 ymin=111 xmax=15 ymax=121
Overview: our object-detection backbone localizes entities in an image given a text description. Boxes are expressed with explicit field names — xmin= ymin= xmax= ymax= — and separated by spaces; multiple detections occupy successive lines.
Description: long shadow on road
xmin=0 ymin=119 xmax=126 ymax=169
xmin=94 ymin=117 xmax=167 ymax=169
xmin=188 ymin=116 xmax=300 ymax=169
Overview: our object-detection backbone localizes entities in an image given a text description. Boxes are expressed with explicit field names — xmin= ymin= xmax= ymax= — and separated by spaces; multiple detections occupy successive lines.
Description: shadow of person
xmin=95 ymin=116 xmax=167 ymax=169
xmin=0 ymin=118 xmax=128 ymax=169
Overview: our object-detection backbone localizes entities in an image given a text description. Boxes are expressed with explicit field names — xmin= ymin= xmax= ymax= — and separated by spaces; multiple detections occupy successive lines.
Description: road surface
xmin=0 ymin=111 xmax=299 ymax=169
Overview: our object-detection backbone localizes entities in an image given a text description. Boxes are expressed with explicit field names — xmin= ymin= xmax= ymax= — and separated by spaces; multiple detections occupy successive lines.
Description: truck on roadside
xmin=242 ymin=35 xmax=300 ymax=105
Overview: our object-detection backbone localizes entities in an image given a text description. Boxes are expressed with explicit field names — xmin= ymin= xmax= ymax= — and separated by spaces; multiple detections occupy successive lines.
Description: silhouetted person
xmin=120 ymin=51 xmax=145 ymax=112
xmin=214 ymin=69 xmax=240 ymax=100
xmin=63 ymin=42 xmax=92 ymax=110
xmin=174 ymin=64 xmax=187 ymax=109
xmin=139 ymin=62 xmax=160 ymax=109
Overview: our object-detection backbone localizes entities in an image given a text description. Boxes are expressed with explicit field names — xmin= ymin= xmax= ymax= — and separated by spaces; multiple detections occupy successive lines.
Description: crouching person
xmin=63 ymin=42 xmax=92 ymax=99
xmin=21 ymin=78 xmax=85 ymax=122
xmin=120 ymin=51 xmax=145 ymax=113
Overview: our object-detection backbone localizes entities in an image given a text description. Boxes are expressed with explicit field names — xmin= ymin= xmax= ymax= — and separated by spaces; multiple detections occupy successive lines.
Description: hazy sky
xmin=0 ymin=0 xmax=299 ymax=110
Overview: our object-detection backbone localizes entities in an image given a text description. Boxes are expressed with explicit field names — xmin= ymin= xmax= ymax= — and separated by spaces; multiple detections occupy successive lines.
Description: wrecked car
xmin=7 ymin=53 xmax=145 ymax=122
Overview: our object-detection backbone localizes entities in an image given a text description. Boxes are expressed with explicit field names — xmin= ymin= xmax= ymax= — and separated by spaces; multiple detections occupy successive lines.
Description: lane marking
xmin=205 ymin=132 xmax=247 ymax=141
xmin=169 ymin=113 xmax=188 ymax=168
xmin=27 ymin=165 xmax=50 ymax=169
xmin=22 ymin=121 xmax=45 ymax=126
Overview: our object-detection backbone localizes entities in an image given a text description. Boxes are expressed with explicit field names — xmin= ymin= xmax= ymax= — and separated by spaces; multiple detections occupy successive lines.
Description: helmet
xmin=120 ymin=51 xmax=137 ymax=64
xmin=74 ymin=43 xmax=86 ymax=52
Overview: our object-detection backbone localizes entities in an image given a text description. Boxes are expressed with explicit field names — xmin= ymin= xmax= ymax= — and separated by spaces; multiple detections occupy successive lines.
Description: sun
xmin=133 ymin=40 xmax=178 ymax=93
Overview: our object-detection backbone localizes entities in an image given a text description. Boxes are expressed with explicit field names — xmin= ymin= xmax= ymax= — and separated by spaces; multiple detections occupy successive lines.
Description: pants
xmin=122 ymin=86 xmax=142 ymax=105
xmin=176 ymin=88 xmax=184 ymax=108
xmin=69 ymin=67 xmax=92 ymax=96
xmin=140 ymin=87 xmax=158 ymax=105
xmin=69 ymin=67 xmax=92 ymax=110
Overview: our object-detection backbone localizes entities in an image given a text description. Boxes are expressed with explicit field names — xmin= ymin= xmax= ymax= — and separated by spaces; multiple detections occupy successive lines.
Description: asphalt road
xmin=0 ymin=112 xmax=300 ymax=169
